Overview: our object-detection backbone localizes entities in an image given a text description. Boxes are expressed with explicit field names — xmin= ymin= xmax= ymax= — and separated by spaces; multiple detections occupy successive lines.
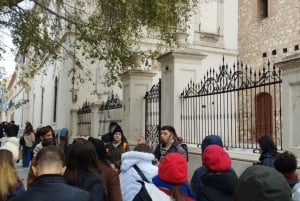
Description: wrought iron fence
xmin=77 ymin=101 xmax=92 ymax=136
xmin=99 ymin=93 xmax=123 ymax=136
xmin=180 ymin=58 xmax=282 ymax=150
xmin=145 ymin=79 xmax=161 ymax=148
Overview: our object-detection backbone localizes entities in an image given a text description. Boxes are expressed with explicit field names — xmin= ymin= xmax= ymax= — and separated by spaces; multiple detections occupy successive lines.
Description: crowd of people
xmin=0 ymin=121 xmax=299 ymax=201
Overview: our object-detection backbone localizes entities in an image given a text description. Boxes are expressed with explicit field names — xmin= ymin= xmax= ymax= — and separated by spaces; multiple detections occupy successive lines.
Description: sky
xmin=0 ymin=29 xmax=16 ymax=77
xmin=0 ymin=0 xmax=34 ymax=78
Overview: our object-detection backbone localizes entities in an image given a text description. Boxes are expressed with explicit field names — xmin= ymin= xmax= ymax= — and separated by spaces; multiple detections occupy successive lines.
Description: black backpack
xmin=132 ymin=165 xmax=152 ymax=201
xmin=181 ymin=143 xmax=189 ymax=161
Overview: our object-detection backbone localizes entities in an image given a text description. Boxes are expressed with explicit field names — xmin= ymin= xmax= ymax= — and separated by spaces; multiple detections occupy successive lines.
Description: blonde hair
xmin=0 ymin=150 xmax=18 ymax=201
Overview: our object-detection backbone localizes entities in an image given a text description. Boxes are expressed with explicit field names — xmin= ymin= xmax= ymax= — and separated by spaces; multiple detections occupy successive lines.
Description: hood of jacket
xmin=120 ymin=151 xmax=155 ymax=172
xmin=202 ymin=144 xmax=231 ymax=171
xmin=235 ymin=165 xmax=292 ymax=201
xmin=201 ymin=135 xmax=223 ymax=152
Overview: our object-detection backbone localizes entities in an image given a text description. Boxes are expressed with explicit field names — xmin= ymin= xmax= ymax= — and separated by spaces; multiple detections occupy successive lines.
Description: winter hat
xmin=201 ymin=135 xmax=223 ymax=152
xmin=158 ymin=152 xmax=187 ymax=184
xmin=234 ymin=165 xmax=292 ymax=201
xmin=113 ymin=125 xmax=123 ymax=136
xmin=202 ymin=144 xmax=231 ymax=171
xmin=0 ymin=137 xmax=19 ymax=162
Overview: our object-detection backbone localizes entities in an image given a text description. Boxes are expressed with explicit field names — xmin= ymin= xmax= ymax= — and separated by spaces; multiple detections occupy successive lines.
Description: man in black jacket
xmin=10 ymin=146 xmax=91 ymax=201
xmin=154 ymin=125 xmax=187 ymax=162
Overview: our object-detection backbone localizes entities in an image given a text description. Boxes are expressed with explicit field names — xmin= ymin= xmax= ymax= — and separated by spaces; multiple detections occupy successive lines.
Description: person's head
xmin=0 ymin=137 xmax=19 ymax=162
xmin=65 ymin=140 xmax=100 ymax=186
xmin=257 ymin=135 xmax=277 ymax=153
xmin=201 ymin=135 xmax=223 ymax=152
xmin=158 ymin=153 xmax=188 ymax=201
xmin=0 ymin=149 xmax=19 ymax=201
xmin=88 ymin=137 xmax=106 ymax=161
xmin=10 ymin=120 xmax=15 ymax=124
xmin=274 ymin=151 xmax=297 ymax=178
xmin=160 ymin=125 xmax=176 ymax=145
xmin=112 ymin=126 xmax=125 ymax=142
xmin=109 ymin=121 xmax=119 ymax=133
xmin=32 ymin=146 xmax=66 ymax=177
xmin=24 ymin=123 xmax=34 ymax=134
xmin=136 ymin=136 xmax=146 ymax=145
xmin=134 ymin=144 xmax=153 ymax=153
xmin=202 ymin=144 xmax=231 ymax=171
xmin=37 ymin=126 xmax=54 ymax=141
xmin=158 ymin=153 xmax=187 ymax=184
xmin=234 ymin=165 xmax=292 ymax=201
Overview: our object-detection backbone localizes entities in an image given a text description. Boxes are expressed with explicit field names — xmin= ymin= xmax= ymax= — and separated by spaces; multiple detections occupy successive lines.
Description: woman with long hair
xmin=88 ymin=137 xmax=122 ymax=201
xmin=152 ymin=153 xmax=195 ymax=201
xmin=0 ymin=150 xmax=25 ymax=201
xmin=65 ymin=140 xmax=104 ymax=201
xmin=255 ymin=135 xmax=278 ymax=167
xmin=21 ymin=123 xmax=35 ymax=167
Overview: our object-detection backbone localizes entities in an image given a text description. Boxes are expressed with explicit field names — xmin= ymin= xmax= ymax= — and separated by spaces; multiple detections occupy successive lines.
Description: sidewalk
xmin=15 ymin=159 xmax=29 ymax=189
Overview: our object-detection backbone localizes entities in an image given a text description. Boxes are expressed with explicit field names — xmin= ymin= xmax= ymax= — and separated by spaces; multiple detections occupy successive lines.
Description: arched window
xmin=53 ymin=77 xmax=58 ymax=122
xmin=255 ymin=92 xmax=272 ymax=138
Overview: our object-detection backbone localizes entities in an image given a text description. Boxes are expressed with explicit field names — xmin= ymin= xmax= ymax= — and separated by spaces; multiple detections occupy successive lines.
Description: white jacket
xmin=293 ymin=182 xmax=300 ymax=201
xmin=119 ymin=151 xmax=158 ymax=201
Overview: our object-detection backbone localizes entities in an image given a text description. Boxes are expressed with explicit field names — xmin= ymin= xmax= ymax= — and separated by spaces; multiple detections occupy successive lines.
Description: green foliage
xmin=0 ymin=0 xmax=199 ymax=86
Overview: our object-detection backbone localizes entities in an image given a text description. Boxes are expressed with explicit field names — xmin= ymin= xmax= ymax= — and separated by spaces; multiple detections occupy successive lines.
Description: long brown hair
xmin=171 ymin=185 xmax=184 ymax=201
xmin=0 ymin=150 xmax=18 ymax=201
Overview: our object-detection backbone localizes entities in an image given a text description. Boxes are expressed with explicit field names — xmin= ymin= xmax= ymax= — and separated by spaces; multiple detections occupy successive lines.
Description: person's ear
xmin=32 ymin=166 xmax=38 ymax=176
xmin=60 ymin=166 xmax=67 ymax=175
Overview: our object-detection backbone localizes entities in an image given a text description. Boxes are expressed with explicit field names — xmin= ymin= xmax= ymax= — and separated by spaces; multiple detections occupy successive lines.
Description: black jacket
xmin=10 ymin=174 xmax=91 ymax=201
xmin=196 ymin=169 xmax=238 ymax=201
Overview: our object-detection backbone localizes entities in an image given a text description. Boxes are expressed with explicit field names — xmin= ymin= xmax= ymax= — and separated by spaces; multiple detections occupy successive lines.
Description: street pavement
xmin=16 ymin=160 xmax=29 ymax=189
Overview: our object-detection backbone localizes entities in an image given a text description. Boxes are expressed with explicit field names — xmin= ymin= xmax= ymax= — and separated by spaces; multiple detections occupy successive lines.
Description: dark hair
xmin=257 ymin=135 xmax=277 ymax=157
xmin=36 ymin=145 xmax=65 ymax=166
xmin=161 ymin=125 xmax=176 ymax=135
xmin=64 ymin=140 xmax=100 ymax=186
xmin=36 ymin=126 xmax=53 ymax=138
xmin=109 ymin=121 xmax=119 ymax=130
xmin=171 ymin=185 xmax=184 ymax=201
xmin=88 ymin=137 xmax=106 ymax=161
xmin=42 ymin=138 xmax=57 ymax=147
xmin=24 ymin=124 xmax=34 ymax=135
xmin=134 ymin=144 xmax=153 ymax=153
xmin=274 ymin=151 xmax=297 ymax=174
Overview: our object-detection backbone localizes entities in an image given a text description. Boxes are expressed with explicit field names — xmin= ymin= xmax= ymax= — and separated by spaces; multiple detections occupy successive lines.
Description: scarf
xmin=152 ymin=175 xmax=195 ymax=199
xmin=160 ymin=138 xmax=174 ymax=157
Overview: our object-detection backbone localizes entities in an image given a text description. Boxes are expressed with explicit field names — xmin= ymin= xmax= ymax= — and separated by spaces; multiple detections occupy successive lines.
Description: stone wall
xmin=239 ymin=0 xmax=300 ymax=69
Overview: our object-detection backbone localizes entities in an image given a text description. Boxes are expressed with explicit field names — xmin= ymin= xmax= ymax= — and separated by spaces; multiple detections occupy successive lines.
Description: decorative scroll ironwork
xmin=100 ymin=92 xmax=122 ymax=110
xmin=144 ymin=79 xmax=161 ymax=148
xmin=77 ymin=101 xmax=91 ymax=136
xmin=181 ymin=59 xmax=281 ymax=97
xmin=180 ymin=58 xmax=282 ymax=150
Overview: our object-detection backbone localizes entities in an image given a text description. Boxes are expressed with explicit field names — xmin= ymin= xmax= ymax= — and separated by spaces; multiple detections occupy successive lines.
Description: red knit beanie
xmin=202 ymin=144 xmax=231 ymax=171
xmin=158 ymin=153 xmax=187 ymax=184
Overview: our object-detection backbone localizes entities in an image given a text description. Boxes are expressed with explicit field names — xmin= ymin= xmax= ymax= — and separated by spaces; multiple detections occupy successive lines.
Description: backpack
xmin=181 ymin=143 xmax=189 ymax=161
xmin=132 ymin=165 xmax=171 ymax=201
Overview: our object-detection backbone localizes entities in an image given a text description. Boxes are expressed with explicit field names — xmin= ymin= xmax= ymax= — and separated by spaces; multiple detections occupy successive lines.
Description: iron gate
xmin=77 ymin=101 xmax=92 ymax=136
xmin=144 ymin=79 xmax=161 ymax=148
xmin=180 ymin=58 xmax=282 ymax=150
